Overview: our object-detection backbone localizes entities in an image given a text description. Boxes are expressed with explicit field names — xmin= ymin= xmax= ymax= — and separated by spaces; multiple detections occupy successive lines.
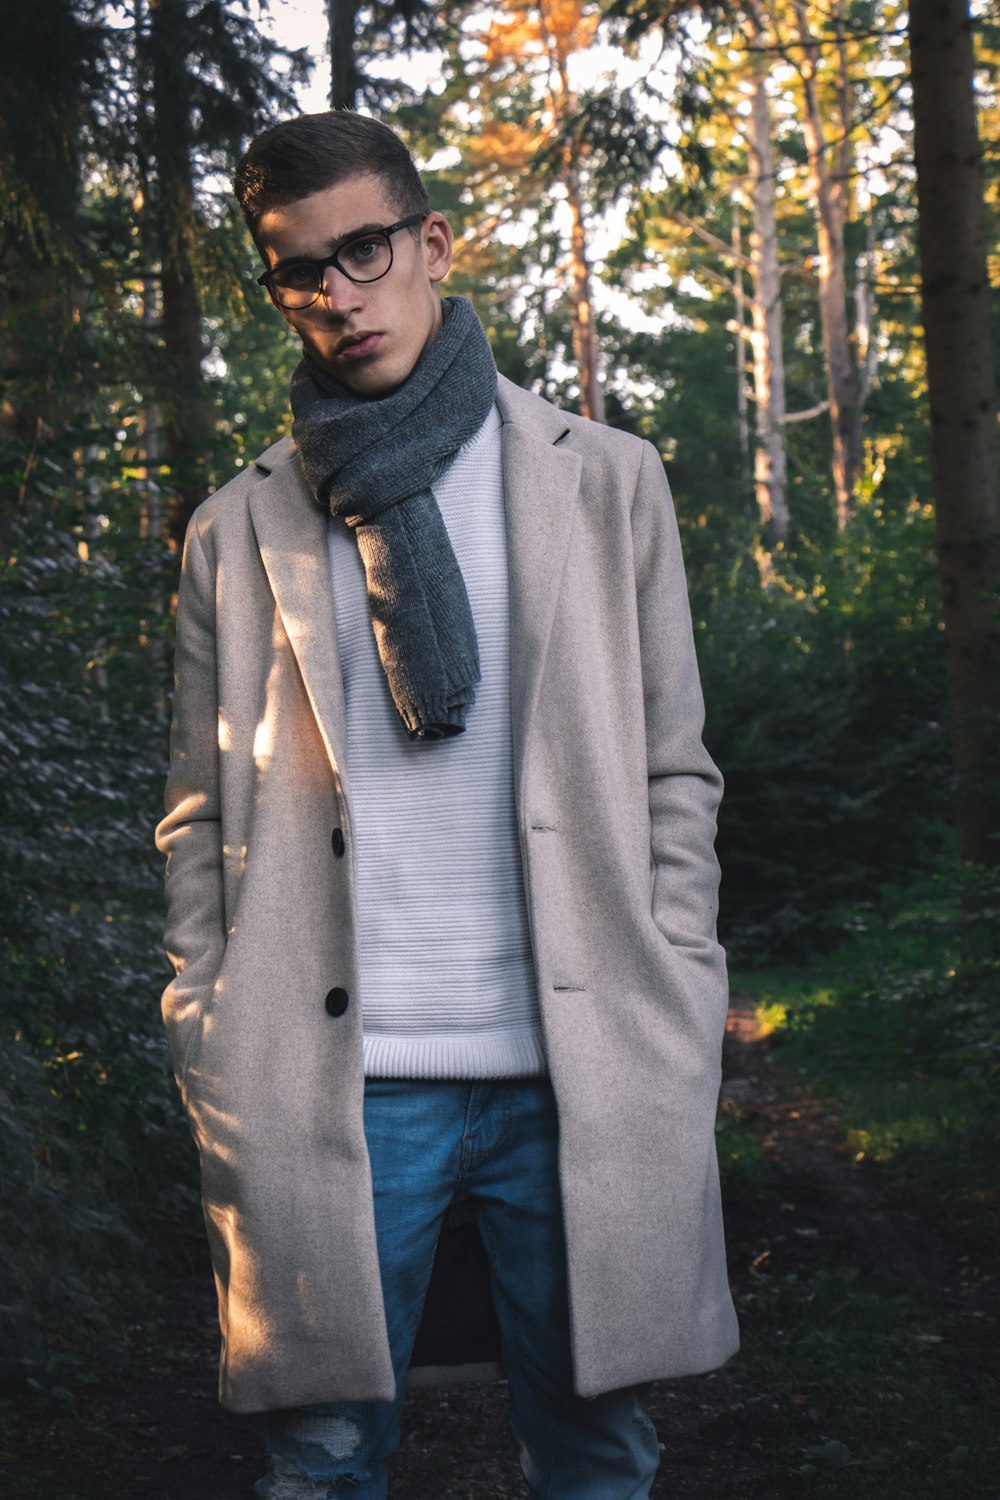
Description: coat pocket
xmin=162 ymin=961 xmax=224 ymax=1091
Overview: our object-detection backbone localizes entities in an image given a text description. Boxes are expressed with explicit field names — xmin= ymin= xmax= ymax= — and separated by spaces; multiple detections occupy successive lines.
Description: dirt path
xmin=5 ymin=997 xmax=995 ymax=1499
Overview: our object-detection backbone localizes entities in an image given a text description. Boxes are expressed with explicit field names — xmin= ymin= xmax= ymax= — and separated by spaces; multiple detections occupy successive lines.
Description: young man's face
xmin=257 ymin=174 xmax=453 ymax=398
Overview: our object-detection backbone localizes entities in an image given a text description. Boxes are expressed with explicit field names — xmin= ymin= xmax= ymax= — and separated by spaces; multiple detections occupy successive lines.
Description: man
xmin=157 ymin=110 xmax=738 ymax=1500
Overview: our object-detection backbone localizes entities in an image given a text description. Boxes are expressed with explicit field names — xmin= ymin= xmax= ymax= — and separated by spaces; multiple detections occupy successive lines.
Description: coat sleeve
xmin=155 ymin=517 xmax=226 ymax=1079
xmin=631 ymin=440 xmax=724 ymax=953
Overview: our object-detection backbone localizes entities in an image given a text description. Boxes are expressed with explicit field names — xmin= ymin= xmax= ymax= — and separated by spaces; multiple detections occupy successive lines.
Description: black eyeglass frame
xmin=257 ymin=213 xmax=429 ymax=306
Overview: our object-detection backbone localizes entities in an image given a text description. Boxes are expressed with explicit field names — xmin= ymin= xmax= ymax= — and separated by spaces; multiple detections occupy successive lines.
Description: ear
xmin=423 ymin=212 xmax=453 ymax=285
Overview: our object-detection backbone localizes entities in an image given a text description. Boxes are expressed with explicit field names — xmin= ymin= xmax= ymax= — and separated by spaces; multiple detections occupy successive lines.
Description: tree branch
xmin=782 ymin=400 xmax=831 ymax=423
xmin=666 ymin=207 xmax=753 ymax=271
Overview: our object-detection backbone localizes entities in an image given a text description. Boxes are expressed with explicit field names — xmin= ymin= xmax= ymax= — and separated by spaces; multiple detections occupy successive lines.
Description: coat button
xmin=331 ymin=827 xmax=345 ymax=857
xmin=325 ymin=987 xmax=349 ymax=1017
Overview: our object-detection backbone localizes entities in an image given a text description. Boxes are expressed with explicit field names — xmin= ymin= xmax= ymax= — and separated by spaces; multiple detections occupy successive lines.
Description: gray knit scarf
xmin=290 ymin=296 xmax=497 ymax=740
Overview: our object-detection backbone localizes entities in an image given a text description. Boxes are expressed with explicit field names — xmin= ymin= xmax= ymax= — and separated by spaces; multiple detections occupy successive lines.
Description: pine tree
xmin=909 ymin=0 xmax=1000 ymax=865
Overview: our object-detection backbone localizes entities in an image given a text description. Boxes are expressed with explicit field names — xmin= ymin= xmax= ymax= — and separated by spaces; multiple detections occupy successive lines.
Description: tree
xmin=744 ymin=35 xmax=790 ymax=537
xmin=0 ymin=0 xmax=105 ymax=469
xmin=125 ymin=0 xmax=305 ymax=540
xmin=144 ymin=0 xmax=216 ymax=543
xmin=614 ymin=0 xmax=906 ymax=532
xmin=411 ymin=0 xmax=609 ymax=420
xmin=328 ymin=0 xmax=360 ymax=107
xmin=908 ymin=0 xmax=1000 ymax=865
xmin=611 ymin=14 xmax=803 ymax=535
xmin=133 ymin=0 xmax=306 ymax=542
xmin=783 ymin=0 xmax=865 ymax=526
xmin=327 ymin=0 xmax=453 ymax=110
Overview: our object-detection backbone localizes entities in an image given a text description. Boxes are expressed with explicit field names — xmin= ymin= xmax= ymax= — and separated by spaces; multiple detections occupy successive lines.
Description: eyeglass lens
xmin=269 ymin=232 xmax=393 ymax=307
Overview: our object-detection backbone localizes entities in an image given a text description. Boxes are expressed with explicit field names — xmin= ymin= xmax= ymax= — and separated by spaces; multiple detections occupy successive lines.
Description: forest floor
xmin=3 ymin=993 xmax=997 ymax=1500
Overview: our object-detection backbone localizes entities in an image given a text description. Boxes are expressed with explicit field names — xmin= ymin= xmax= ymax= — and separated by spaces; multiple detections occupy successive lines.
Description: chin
xmin=345 ymin=362 xmax=412 ymax=398
xmin=303 ymin=337 xmax=417 ymax=398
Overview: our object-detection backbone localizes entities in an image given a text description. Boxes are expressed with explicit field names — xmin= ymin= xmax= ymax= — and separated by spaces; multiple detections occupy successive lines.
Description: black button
xmin=325 ymin=987 xmax=349 ymax=1017
xmin=331 ymin=828 xmax=345 ymax=857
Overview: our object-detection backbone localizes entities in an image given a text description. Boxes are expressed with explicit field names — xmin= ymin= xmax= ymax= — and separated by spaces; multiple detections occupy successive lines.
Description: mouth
xmin=336 ymin=332 xmax=383 ymax=358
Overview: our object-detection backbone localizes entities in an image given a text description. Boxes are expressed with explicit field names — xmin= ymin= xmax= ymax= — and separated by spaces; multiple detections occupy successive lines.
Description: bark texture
xmin=564 ymin=158 xmax=605 ymax=424
xmin=909 ymin=0 xmax=1000 ymax=864
xmin=327 ymin=0 xmax=360 ymax=109
xmin=0 ymin=0 xmax=89 ymax=485
xmin=148 ymin=0 xmax=214 ymax=545
xmin=793 ymin=0 xmax=863 ymax=529
xmin=732 ymin=208 xmax=752 ymax=505
xmin=747 ymin=62 xmax=789 ymax=539
xmin=540 ymin=1 xmax=605 ymax=424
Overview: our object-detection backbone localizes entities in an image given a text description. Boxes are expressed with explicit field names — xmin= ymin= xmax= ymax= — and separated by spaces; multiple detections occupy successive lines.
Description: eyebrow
xmin=268 ymin=221 xmax=389 ymax=274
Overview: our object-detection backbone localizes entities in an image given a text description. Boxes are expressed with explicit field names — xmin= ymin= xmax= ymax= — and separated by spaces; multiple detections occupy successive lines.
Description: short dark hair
xmin=234 ymin=111 xmax=430 ymax=255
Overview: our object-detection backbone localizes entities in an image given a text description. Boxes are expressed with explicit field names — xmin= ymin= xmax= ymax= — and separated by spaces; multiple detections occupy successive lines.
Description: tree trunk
xmin=542 ymin=5 xmax=604 ymax=427
xmin=792 ymin=0 xmax=862 ymax=528
xmin=141 ymin=276 xmax=170 ymax=723
xmin=732 ymin=204 xmax=752 ymax=507
xmin=148 ymin=0 xmax=214 ymax=546
xmin=747 ymin=61 xmax=790 ymax=539
xmin=908 ymin=0 xmax=1000 ymax=865
xmin=564 ymin=157 xmax=605 ymax=423
xmin=141 ymin=277 xmax=164 ymax=546
xmin=328 ymin=0 xmax=360 ymax=109
xmin=0 ymin=0 xmax=88 ymax=498
xmin=854 ymin=209 xmax=878 ymax=401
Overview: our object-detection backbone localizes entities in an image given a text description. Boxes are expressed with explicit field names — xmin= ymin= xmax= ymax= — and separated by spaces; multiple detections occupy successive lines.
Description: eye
xmin=339 ymin=234 xmax=391 ymax=274
xmin=343 ymin=236 xmax=381 ymax=261
xmin=279 ymin=263 xmax=318 ymax=289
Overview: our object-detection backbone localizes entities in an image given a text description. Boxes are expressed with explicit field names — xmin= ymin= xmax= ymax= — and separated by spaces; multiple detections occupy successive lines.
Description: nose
xmin=319 ymin=264 xmax=363 ymax=314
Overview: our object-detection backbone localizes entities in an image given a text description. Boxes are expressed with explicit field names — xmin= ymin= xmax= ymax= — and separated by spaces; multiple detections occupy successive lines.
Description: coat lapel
xmin=496 ymin=376 xmax=582 ymax=788
xmin=246 ymin=378 xmax=583 ymax=798
xmin=247 ymin=438 xmax=350 ymax=788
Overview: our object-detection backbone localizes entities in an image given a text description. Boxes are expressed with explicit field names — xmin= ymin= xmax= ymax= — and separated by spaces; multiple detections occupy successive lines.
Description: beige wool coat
xmin=156 ymin=372 xmax=739 ymax=1415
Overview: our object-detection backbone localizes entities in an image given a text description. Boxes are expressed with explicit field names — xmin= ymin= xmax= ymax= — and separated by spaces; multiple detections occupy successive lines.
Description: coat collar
xmin=247 ymin=373 xmax=583 ymax=789
xmin=248 ymin=439 xmax=352 ymax=791
xmin=494 ymin=375 xmax=582 ymax=795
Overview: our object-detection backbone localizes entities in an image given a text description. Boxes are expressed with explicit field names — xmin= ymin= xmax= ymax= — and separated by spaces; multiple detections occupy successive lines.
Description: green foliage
xmin=740 ymin=1265 xmax=995 ymax=1499
xmin=714 ymin=1112 xmax=770 ymax=1184
xmin=357 ymin=0 xmax=468 ymax=111
xmin=738 ymin=862 xmax=1000 ymax=1196
xmin=0 ymin=449 xmax=196 ymax=1391
xmin=0 ymin=0 xmax=106 ymax=263
xmin=693 ymin=496 xmax=950 ymax=957
xmin=201 ymin=205 xmax=303 ymax=456
xmin=726 ymin=865 xmax=999 ymax=1498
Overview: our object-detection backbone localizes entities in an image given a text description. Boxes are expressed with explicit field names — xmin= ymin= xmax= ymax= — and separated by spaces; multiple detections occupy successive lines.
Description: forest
xmin=1 ymin=0 xmax=998 ymax=1496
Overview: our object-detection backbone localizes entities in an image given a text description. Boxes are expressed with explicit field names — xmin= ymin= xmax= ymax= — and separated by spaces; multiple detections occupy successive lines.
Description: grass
xmin=714 ymin=1113 xmax=771 ymax=1185
xmin=723 ymin=862 xmax=1000 ymax=1497
xmin=730 ymin=863 xmax=1000 ymax=1199
xmin=740 ymin=1266 xmax=995 ymax=1498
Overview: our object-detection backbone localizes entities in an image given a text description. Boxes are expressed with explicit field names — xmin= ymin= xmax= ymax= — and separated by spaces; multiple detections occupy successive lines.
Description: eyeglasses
xmin=258 ymin=213 xmax=429 ymax=309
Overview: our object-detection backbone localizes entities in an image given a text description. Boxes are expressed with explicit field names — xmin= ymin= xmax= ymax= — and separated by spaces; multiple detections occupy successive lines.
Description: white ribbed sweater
xmin=326 ymin=407 xmax=546 ymax=1079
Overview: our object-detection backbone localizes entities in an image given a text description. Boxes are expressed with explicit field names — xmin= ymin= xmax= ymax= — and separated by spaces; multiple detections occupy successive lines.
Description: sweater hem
xmin=363 ymin=1029 xmax=547 ymax=1079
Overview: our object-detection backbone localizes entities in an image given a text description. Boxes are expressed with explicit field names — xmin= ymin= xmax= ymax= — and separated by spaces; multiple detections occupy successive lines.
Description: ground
xmin=3 ymin=996 xmax=996 ymax=1498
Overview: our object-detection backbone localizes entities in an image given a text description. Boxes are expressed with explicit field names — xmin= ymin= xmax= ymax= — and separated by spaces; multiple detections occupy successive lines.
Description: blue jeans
xmin=257 ymin=1078 xmax=660 ymax=1499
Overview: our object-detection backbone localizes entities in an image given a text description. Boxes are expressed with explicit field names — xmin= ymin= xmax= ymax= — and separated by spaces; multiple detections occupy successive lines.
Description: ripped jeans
xmin=256 ymin=1078 xmax=660 ymax=1500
